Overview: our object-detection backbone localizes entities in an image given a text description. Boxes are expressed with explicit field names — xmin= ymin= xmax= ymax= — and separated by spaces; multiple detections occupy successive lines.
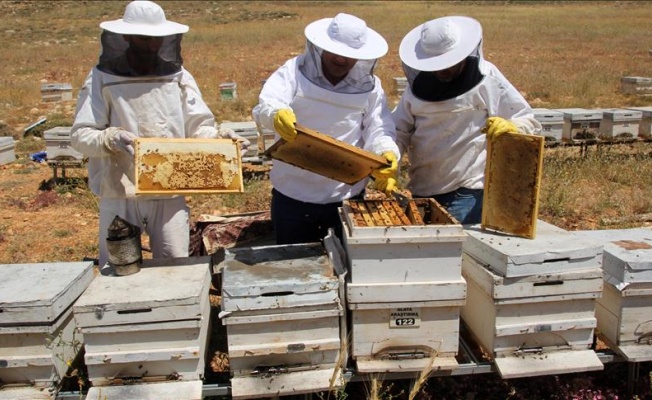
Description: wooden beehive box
xmin=0 ymin=261 xmax=95 ymax=387
xmin=44 ymin=127 xmax=84 ymax=161
xmin=556 ymin=108 xmax=603 ymax=142
xmin=461 ymin=253 xmax=604 ymax=378
xmin=265 ymin=124 xmax=389 ymax=185
xmin=620 ymin=76 xmax=652 ymax=96
xmin=219 ymin=241 xmax=345 ymax=399
xmin=72 ymin=257 xmax=211 ymax=386
xmin=626 ymin=106 xmax=652 ymax=138
xmin=340 ymin=199 xmax=466 ymax=284
xmin=85 ymin=380 xmax=203 ymax=400
xmin=532 ymin=108 xmax=563 ymax=143
xmin=0 ymin=137 xmax=16 ymax=166
xmin=599 ymin=108 xmax=642 ymax=139
xmin=219 ymin=121 xmax=259 ymax=158
xmin=134 ymin=138 xmax=243 ymax=195
xmin=482 ymin=131 xmax=544 ymax=239
xmin=347 ymin=279 xmax=466 ymax=373
xmin=463 ymin=220 xmax=604 ymax=278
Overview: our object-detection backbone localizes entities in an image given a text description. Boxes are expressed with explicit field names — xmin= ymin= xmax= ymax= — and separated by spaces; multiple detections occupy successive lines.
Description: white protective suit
xmin=253 ymin=55 xmax=399 ymax=204
xmin=393 ymin=51 xmax=540 ymax=198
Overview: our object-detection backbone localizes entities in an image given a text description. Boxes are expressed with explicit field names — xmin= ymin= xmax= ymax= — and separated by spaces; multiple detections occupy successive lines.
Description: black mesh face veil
xmin=97 ymin=30 xmax=183 ymax=77
xmin=298 ymin=41 xmax=378 ymax=94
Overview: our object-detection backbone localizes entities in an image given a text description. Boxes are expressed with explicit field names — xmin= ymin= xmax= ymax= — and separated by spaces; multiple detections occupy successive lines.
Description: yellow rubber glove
xmin=273 ymin=108 xmax=297 ymax=142
xmin=371 ymin=151 xmax=398 ymax=196
xmin=483 ymin=117 xmax=519 ymax=140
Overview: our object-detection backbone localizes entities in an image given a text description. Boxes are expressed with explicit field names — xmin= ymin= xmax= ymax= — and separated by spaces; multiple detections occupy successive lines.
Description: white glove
xmin=218 ymin=127 xmax=251 ymax=151
xmin=104 ymin=128 xmax=137 ymax=156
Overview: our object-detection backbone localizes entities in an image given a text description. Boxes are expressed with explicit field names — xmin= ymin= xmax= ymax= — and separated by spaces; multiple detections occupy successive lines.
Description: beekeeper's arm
xmin=71 ymin=71 xmax=138 ymax=157
xmin=390 ymin=92 xmax=416 ymax=156
xmin=252 ymin=60 xmax=299 ymax=142
xmin=484 ymin=71 xmax=541 ymax=139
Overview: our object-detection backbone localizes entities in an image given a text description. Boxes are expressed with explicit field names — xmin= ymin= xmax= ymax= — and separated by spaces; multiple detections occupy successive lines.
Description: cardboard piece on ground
xmin=134 ymin=138 xmax=243 ymax=195
xmin=265 ymin=123 xmax=389 ymax=184
xmin=481 ymin=132 xmax=544 ymax=239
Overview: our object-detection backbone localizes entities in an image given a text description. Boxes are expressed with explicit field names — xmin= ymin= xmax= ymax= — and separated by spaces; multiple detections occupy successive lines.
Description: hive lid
xmin=601 ymin=108 xmax=643 ymax=121
xmin=482 ymin=131 xmax=544 ymax=239
xmin=265 ymin=123 xmax=389 ymax=184
xmin=43 ymin=126 xmax=72 ymax=139
xmin=220 ymin=242 xmax=340 ymax=312
xmin=134 ymin=138 xmax=243 ymax=195
xmin=463 ymin=220 xmax=604 ymax=278
xmin=493 ymin=349 xmax=603 ymax=379
xmin=0 ymin=136 xmax=14 ymax=147
xmin=73 ymin=257 xmax=211 ymax=327
xmin=556 ymin=108 xmax=603 ymax=120
xmin=532 ymin=108 xmax=563 ymax=122
xmin=0 ymin=261 xmax=95 ymax=326
xmin=574 ymin=228 xmax=652 ymax=284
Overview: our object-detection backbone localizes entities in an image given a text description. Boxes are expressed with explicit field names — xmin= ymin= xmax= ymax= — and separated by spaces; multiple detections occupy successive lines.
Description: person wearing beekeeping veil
xmin=71 ymin=0 xmax=249 ymax=268
xmin=393 ymin=16 xmax=541 ymax=224
xmin=253 ymin=13 xmax=400 ymax=245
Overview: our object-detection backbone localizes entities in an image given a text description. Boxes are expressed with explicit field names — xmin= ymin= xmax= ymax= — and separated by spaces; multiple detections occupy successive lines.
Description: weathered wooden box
xmin=621 ymin=76 xmax=652 ymax=96
xmin=461 ymin=253 xmax=604 ymax=378
xmin=73 ymin=257 xmax=212 ymax=387
xmin=85 ymin=380 xmax=203 ymax=400
xmin=599 ymin=108 xmax=642 ymax=139
xmin=340 ymin=199 xmax=466 ymax=284
xmin=463 ymin=220 xmax=603 ymax=278
xmin=347 ymin=279 xmax=466 ymax=373
xmin=532 ymin=108 xmax=563 ymax=142
xmin=626 ymin=106 xmax=652 ymax=138
xmin=575 ymin=228 xmax=652 ymax=284
xmin=0 ymin=261 xmax=95 ymax=387
xmin=556 ymin=108 xmax=602 ymax=142
xmin=44 ymin=127 xmax=84 ymax=162
xmin=219 ymin=241 xmax=345 ymax=399
xmin=0 ymin=136 xmax=16 ymax=166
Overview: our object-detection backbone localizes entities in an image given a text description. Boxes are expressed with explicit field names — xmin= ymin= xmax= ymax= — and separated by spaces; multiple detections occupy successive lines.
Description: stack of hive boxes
xmin=599 ymin=108 xmax=643 ymax=140
xmin=339 ymin=198 xmax=467 ymax=373
xmin=219 ymin=239 xmax=345 ymax=399
xmin=73 ymin=257 xmax=212 ymax=399
xmin=0 ymin=261 xmax=95 ymax=398
xmin=461 ymin=220 xmax=605 ymax=378
xmin=0 ymin=137 xmax=15 ymax=166
xmin=532 ymin=108 xmax=563 ymax=143
xmin=575 ymin=228 xmax=652 ymax=362
xmin=556 ymin=108 xmax=603 ymax=142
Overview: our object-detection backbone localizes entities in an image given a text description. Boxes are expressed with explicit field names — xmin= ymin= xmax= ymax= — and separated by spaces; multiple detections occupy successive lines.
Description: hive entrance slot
xmin=261 ymin=291 xmax=294 ymax=297
xmin=117 ymin=308 xmax=153 ymax=314
xmin=543 ymin=257 xmax=570 ymax=264
xmin=533 ymin=280 xmax=564 ymax=286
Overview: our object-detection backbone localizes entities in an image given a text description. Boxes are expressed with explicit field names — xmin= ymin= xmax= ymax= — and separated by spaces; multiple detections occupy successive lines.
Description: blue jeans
xmin=430 ymin=188 xmax=484 ymax=225
xmin=271 ymin=189 xmax=364 ymax=245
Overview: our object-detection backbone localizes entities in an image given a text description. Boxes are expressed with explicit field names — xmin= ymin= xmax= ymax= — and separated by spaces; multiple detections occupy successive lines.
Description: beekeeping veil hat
xmin=304 ymin=13 xmax=388 ymax=60
xmin=399 ymin=16 xmax=482 ymax=72
xmin=300 ymin=13 xmax=387 ymax=94
xmin=99 ymin=0 xmax=189 ymax=36
xmin=97 ymin=1 xmax=186 ymax=76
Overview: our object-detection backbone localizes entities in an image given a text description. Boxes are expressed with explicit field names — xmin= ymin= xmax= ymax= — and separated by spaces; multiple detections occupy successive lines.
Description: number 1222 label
xmin=389 ymin=307 xmax=421 ymax=328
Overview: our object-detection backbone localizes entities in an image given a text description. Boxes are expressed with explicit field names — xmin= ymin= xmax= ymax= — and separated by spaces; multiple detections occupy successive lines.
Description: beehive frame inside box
xmin=482 ymin=132 xmax=544 ymax=239
xmin=134 ymin=138 xmax=243 ymax=195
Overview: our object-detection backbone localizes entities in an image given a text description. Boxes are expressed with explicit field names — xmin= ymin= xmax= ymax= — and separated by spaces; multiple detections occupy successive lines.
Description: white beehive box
xmin=347 ymin=279 xmax=466 ymax=373
xmin=463 ymin=220 xmax=603 ymax=278
xmin=73 ymin=257 xmax=211 ymax=387
xmin=555 ymin=108 xmax=602 ymax=142
xmin=394 ymin=76 xmax=408 ymax=95
xmin=40 ymin=83 xmax=73 ymax=102
xmin=574 ymin=228 xmax=652 ymax=284
xmin=532 ymin=108 xmax=563 ymax=142
xmin=0 ymin=136 xmax=16 ymax=166
xmin=0 ymin=261 xmax=95 ymax=387
xmin=595 ymin=280 xmax=652 ymax=362
xmin=44 ymin=127 xmax=84 ymax=161
xmin=621 ymin=76 xmax=652 ymax=96
xmin=219 ymin=121 xmax=259 ymax=158
xmin=599 ymin=108 xmax=642 ymax=139
xmin=219 ymin=241 xmax=345 ymax=400
xmin=461 ymin=253 xmax=604 ymax=378
xmin=340 ymin=199 xmax=466 ymax=284
xmin=626 ymin=106 xmax=652 ymax=138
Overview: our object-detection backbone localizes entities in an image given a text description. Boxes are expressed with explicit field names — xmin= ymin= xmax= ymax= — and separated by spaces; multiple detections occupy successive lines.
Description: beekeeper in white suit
xmin=72 ymin=0 xmax=249 ymax=267
xmin=253 ymin=13 xmax=400 ymax=245
xmin=393 ymin=16 xmax=541 ymax=224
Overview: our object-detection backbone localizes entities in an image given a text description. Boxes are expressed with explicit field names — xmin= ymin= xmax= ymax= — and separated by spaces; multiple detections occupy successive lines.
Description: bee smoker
xmin=106 ymin=215 xmax=142 ymax=276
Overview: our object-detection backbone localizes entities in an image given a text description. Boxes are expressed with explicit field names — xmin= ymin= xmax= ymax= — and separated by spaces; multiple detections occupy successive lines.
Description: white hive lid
xmin=0 ymin=261 xmax=95 ymax=325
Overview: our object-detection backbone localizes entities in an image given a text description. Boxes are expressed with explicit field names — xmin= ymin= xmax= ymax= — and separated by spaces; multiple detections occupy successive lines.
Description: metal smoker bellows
xmin=106 ymin=215 xmax=142 ymax=276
